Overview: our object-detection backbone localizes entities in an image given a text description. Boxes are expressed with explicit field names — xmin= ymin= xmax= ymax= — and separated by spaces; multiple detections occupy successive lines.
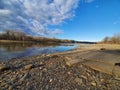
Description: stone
xmin=24 ymin=64 xmax=34 ymax=70
xmin=80 ymin=75 xmax=87 ymax=80
xmin=91 ymin=82 xmax=96 ymax=86
xmin=75 ymin=78 xmax=83 ymax=85
xmin=67 ymin=71 xmax=71 ymax=75
xmin=20 ymin=73 xmax=28 ymax=82
xmin=36 ymin=56 xmax=40 ymax=59
xmin=40 ymin=62 xmax=43 ymax=65
xmin=100 ymin=48 xmax=106 ymax=50
xmin=43 ymin=68 xmax=47 ymax=72
xmin=42 ymin=54 xmax=45 ymax=57
xmin=46 ymin=85 xmax=49 ymax=89
xmin=49 ymin=79 xmax=52 ymax=83
xmin=0 ymin=64 xmax=10 ymax=72
xmin=65 ymin=56 xmax=72 ymax=61
xmin=8 ymin=86 xmax=13 ymax=90
xmin=100 ymin=79 xmax=104 ymax=82
xmin=46 ymin=54 xmax=51 ymax=57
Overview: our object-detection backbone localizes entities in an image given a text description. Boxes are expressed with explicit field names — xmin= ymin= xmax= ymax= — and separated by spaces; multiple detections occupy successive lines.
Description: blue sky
xmin=56 ymin=0 xmax=120 ymax=41
xmin=0 ymin=0 xmax=120 ymax=41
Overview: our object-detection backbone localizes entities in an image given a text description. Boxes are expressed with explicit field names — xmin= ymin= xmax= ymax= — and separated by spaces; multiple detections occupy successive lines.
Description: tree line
xmin=101 ymin=33 xmax=120 ymax=44
xmin=0 ymin=30 xmax=76 ymax=43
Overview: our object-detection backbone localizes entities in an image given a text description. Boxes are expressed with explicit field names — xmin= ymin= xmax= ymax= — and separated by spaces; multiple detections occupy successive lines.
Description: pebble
xmin=43 ymin=68 xmax=47 ymax=72
xmin=0 ymin=64 xmax=10 ymax=72
xmin=75 ymin=78 xmax=83 ymax=85
xmin=65 ymin=56 xmax=72 ymax=61
xmin=67 ymin=71 xmax=71 ymax=75
xmin=100 ymin=48 xmax=106 ymax=50
xmin=20 ymin=73 xmax=29 ymax=82
xmin=80 ymin=75 xmax=87 ymax=80
xmin=100 ymin=79 xmax=104 ymax=82
xmin=46 ymin=85 xmax=49 ymax=89
xmin=0 ymin=55 xmax=120 ymax=90
xmin=24 ymin=64 xmax=34 ymax=70
xmin=49 ymin=79 xmax=52 ymax=83
xmin=8 ymin=86 xmax=13 ymax=90
xmin=91 ymin=82 xmax=97 ymax=86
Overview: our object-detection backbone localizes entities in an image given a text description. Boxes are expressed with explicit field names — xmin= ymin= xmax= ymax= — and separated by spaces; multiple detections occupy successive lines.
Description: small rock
xmin=67 ymin=71 xmax=71 ymax=75
xmin=40 ymin=62 xmax=43 ymax=65
xmin=43 ymin=68 xmax=47 ymax=72
xmin=59 ymin=80 xmax=61 ymax=82
xmin=42 ymin=54 xmax=45 ymax=57
xmin=26 ymin=82 xmax=29 ymax=86
xmin=36 ymin=56 xmax=40 ymax=59
xmin=80 ymin=75 xmax=87 ymax=80
xmin=8 ymin=86 xmax=13 ymax=90
xmin=20 ymin=73 xmax=29 ymax=82
xmin=100 ymin=48 xmax=106 ymax=50
xmin=86 ymin=69 xmax=91 ymax=73
xmin=115 ymin=63 xmax=120 ymax=66
xmin=62 ymin=65 xmax=65 ymax=68
xmin=0 ymin=64 xmax=10 ymax=72
xmin=46 ymin=85 xmax=49 ymax=89
xmin=91 ymin=82 xmax=96 ymax=86
xmin=100 ymin=79 xmax=104 ymax=82
xmin=75 ymin=78 xmax=83 ymax=85
xmin=46 ymin=54 xmax=51 ymax=57
xmin=49 ymin=79 xmax=52 ymax=83
xmin=24 ymin=64 xmax=34 ymax=70
xmin=65 ymin=56 xmax=72 ymax=61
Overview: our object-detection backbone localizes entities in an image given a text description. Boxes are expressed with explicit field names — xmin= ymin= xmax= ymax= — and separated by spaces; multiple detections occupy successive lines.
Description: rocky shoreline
xmin=0 ymin=44 xmax=120 ymax=90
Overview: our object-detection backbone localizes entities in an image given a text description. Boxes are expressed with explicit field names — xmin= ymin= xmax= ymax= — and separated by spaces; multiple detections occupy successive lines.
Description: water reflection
xmin=0 ymin=42 xmax=58 ymax=52
xmin=0 ymin=42 xmax=76 ymax=61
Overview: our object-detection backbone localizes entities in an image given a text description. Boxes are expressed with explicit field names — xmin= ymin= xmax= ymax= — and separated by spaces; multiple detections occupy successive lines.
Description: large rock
xmin=0 ymin=64 xmax=10 ymax=72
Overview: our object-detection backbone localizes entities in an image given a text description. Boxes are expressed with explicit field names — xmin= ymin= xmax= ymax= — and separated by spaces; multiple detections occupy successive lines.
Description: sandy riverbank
xmin=0 ymin=44 xmax=120 ymax=89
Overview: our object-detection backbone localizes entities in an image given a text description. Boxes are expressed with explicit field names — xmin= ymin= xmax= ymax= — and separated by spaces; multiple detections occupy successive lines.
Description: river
xmin=0 ymin=42 xmax=76 ymax=61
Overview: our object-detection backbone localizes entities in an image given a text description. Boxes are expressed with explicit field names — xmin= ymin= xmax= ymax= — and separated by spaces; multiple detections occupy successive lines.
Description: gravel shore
xmin=0 ymin=44 xmax=120 ymax=90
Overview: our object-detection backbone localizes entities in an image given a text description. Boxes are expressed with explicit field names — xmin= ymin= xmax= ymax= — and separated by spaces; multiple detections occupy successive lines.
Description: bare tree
xmin=102 ymin=33 xmax=120 ymax=44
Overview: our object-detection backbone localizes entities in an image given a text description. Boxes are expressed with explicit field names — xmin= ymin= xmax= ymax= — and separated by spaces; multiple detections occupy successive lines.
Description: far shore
xmin=0 ymin=40 xmax=60 ymax=44
xmin=0 ymin=40 xmax=32 ymax=43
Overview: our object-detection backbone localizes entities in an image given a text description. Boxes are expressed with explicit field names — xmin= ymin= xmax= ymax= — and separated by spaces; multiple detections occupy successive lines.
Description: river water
xmin=0 ymin=42 xmax=76 ymax=61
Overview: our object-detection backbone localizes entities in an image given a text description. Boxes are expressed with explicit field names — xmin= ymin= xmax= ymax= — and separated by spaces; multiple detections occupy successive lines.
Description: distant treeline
xmin=100 ymin=33 xmax=120 ymax=44
xmin=0 ymin=30 xmax=76 ymax=43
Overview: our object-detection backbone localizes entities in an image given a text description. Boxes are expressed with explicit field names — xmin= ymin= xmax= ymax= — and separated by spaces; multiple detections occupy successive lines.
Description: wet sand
xmin=0 ymin=44 xmax=120 ymax=90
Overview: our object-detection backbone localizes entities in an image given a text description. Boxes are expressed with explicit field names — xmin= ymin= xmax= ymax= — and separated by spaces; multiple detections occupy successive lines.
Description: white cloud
xmin=51 ymin=29 xmax=63 ymax=35
xmin=0 ymin=9 xmax=11 ymax=14
xmin=0 ymin=0 xmax=79 ymax=36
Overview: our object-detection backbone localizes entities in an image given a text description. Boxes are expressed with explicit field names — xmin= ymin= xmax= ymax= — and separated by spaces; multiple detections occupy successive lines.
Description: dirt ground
xmin=0 ymin=44 xmax=120 ymax=90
